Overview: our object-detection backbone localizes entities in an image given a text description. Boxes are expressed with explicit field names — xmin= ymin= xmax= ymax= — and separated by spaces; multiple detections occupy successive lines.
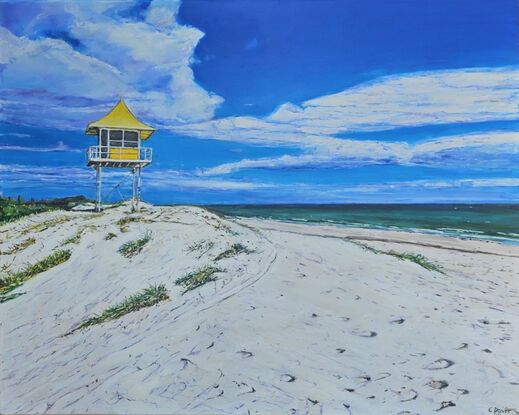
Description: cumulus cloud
xmin=0 ymin=0 xmax=223 ymax=128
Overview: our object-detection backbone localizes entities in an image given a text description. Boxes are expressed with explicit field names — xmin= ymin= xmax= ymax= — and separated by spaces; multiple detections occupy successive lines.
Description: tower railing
xmin=87 ymin=146 xmax=152 ymax=163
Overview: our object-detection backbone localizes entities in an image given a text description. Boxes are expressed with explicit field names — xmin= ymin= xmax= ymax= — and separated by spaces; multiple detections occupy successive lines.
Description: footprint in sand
xmin=427 ymin=380 xmax=448 ymax=390
xmin=392 ymin=387 xmax=418 ymax=402
xmin=425 ymin=359 xmax=454 ymax=370
xmin=280 ymin=374 xmax=296 ymax=383
xmin=351 ymin=328 xmax=377 ymax=338
xmin=237 ymin=350 xmax=253 ymax=358
xmin=436 ymin=401 xmax=456 ymax=411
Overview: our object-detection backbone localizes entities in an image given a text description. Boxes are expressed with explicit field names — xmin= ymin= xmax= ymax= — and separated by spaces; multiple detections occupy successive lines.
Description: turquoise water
xmin=208 ymin=204 xmax=519 ymax=245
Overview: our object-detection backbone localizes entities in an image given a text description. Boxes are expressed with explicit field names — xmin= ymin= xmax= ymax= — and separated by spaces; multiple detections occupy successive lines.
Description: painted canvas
xmin=1 ymin=0 xmax=518 ymax=413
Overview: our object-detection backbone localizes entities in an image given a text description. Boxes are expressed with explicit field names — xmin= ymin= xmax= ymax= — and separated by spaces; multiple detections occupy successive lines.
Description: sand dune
xmin=1 ymin=204 xmax=518 ymax=414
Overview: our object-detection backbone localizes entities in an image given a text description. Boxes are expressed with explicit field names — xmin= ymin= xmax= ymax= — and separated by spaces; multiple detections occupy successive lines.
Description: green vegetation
xmin=0 ymin=291 xmax=26 ymax=303
xmin=214 ymin=243 xmax=253 ymax=261
xmin=175 ymin=265 xmax=222 ymax=293
xmin=0 ymin=237 xmax=36 ymax=255
xmin=352 ymin=240 xmax=443 ymax=273
xmin=186 ymin=240 xmax=215 ymax=258
xmin=21 ymin=216 xmax=70 ymax=235
xmin=105 ymin=232 xmax=117 ymax=240
xmin=386 ymin=251 xmax=443 ymax=273
xmin=0 ymin=196 xmax=54 ymax=225
xmin=60 ymin=230 xmax=82 ymax=246
xmin=69 ymin=284 xmax=169 ymax=334
xmin=116 ymin=216 xmax=141 ymax=232
xmin=118 ymin=231 xmax=152 ymax=258
xmin=0 ymin=249 xmax=72 ymax=302
xmin=0 ymin=196 xmax=93 ymax=225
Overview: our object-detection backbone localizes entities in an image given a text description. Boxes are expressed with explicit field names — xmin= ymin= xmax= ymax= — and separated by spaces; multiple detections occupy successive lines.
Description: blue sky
xmin=1 ymin=0 xmax=518 ymax=203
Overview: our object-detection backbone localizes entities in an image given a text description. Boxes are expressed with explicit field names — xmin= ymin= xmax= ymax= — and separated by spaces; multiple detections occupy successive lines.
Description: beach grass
xmin=116 ymin=216 xmax=141 ymax=232
xmin=60 ymin=230 xmax=82 ymax=246
xmin=0 ymin=249 xmax=72 ymax=302
xmin=0 ymin=237 xmax=36 ymax=255
xmin=105 ymin=232 xmax=117 ymax=240
xmin=21 ymin=216 xmax=70 ymax=235
xmin=69 ymin=284 xmax=169 ymax=334
xmin=186 ymin=240 xmax=215 ymax=258
xmin=118 ymin=231 xmax=152 ymax=258
xmin=214 ymin=243 xmax=253 ymax=261
xmin=352 ymin=241 xmax=442 ymax=273
xmin=187 ymin=240 xmax=215 ymax=253
xmin=175 ymin=265 xmax=222 ymax=293
xmin=387 ymin=251 xmax=443 ymax=273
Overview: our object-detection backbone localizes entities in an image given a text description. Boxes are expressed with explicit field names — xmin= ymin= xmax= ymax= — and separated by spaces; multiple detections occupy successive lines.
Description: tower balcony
xmin=87 ymin=146 xmax=152 ymax=168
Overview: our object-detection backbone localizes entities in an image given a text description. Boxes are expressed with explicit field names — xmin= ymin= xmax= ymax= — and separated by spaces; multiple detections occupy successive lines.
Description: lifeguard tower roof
xmin=86 ymin=99 xmax=155 ymax=139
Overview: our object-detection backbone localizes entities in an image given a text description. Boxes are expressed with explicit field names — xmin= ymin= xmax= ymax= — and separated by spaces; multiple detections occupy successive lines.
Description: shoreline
xmin=228 ymin=214 xmax=519 ymax=251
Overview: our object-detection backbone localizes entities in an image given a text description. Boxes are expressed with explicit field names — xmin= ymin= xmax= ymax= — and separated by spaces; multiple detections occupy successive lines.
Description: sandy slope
xmin=1 ymin=204 xmax=518 ymax=414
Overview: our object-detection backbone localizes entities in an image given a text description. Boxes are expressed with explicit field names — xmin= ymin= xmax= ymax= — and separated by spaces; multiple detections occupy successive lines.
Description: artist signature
xmin=488 ymin=408 xmax=519 ymax=415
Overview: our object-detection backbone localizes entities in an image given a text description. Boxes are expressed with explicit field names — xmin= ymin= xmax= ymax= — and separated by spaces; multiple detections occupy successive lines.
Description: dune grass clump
xmin=116 ymin=216 xmax=141 ymax=232
xmin=387 ymin=251 xmax=443 ymax=273
xmin=186 ymin=240 xmax=215 ymax=258
xmin=214 ymin=243 xmax=253 ymax=261
xmin=22 ymin=216 xmax=70 ymax=235
xmin=0 ymin=249 xmax=72 ymax=302
xmin=0 ymin=291 xmax=26 ymax=303
xmin=60 ymin=230 xmax=82 ymax=246
xmin=118 ymin=231 xmax=152 ymax=258
xmin=175 ymin=265 xmax=222 ymax=293
xmin=351 ymin=240 xmax=443 ymax=273
xmin=105 ymin=232 xmax=117 ymax=240
xmin=1 ymin=237 xmax=36 ymax=255
xmin=69 ymin=284 xmax=169 ymax=334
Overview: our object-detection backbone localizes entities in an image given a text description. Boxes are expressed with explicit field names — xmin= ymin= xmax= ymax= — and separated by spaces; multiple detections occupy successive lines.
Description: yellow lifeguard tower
xmin=86 ymin=99 xmax=155 ymax=212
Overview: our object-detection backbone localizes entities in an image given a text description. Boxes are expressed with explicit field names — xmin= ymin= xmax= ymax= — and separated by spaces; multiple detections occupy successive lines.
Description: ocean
xmin=207 ymin=204 xmax=519 ymax=245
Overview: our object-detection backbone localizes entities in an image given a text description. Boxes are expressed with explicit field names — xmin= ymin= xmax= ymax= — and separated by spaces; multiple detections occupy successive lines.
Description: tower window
xmin=124 ymin=131 xmax=139 ymax=148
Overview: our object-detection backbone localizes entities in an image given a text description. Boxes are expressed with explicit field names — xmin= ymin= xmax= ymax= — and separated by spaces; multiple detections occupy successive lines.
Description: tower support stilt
xmin=95 ymin=166 xmax=102 ymax=212
xmin=136 ymin=167 xmax=141 ymax=212
xmin=131 ymin=167 xmax=136 ymax=212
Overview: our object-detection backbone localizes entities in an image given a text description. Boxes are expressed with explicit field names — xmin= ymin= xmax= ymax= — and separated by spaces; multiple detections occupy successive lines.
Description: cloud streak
xmin=0 ymin=141 xmax=81 ymax=153
xmin=0 ymin=164 xmax=263 ymax=191
xmin=201 ymin=131 xmax=519 ymax=174
xmin=173 ymin=67 xmax=519 ymax=146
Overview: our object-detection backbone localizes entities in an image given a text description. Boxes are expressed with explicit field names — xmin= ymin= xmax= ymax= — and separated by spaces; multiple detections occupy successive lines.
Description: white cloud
xmin=201 ymin=131 xmax=519 ymax=174
xmin=0 ymin=141 xmax=81 ymax=152
xmin=0 ymin=0 xmax=223 ymax=128
xmin=0 ymin=164 xmax=263 ymax=191
xmin=0 ymin=27 xmax=129 ymax=100
xmin=173 ymin=67 xmax=519 ymax=147
xmin=273 ymin=67 xmax=519 ymax=133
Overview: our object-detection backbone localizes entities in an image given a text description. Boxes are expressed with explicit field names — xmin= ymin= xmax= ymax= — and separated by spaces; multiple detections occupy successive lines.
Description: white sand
xmin=1 ymin=204 xmax=518 ymax=414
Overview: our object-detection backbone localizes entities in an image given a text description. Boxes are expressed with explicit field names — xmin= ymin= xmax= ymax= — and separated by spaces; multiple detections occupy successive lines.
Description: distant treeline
xmin=0 ymin=196 xmax=91 ymax=225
